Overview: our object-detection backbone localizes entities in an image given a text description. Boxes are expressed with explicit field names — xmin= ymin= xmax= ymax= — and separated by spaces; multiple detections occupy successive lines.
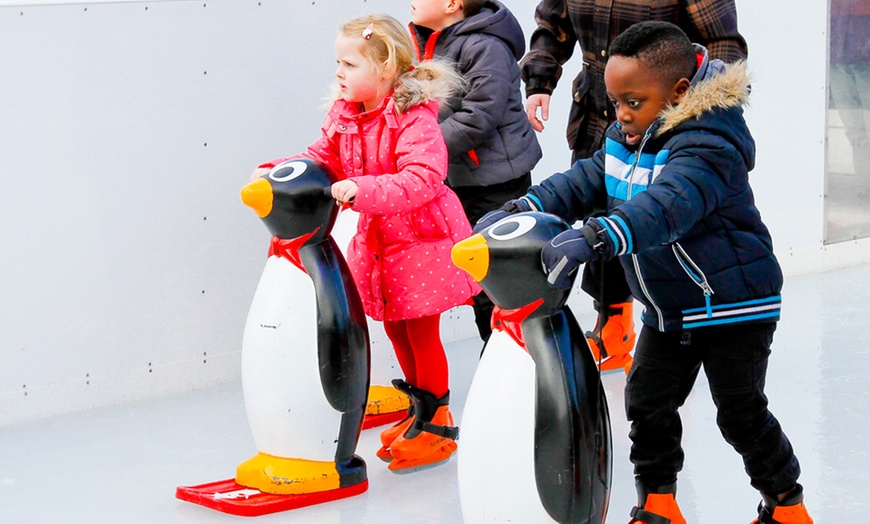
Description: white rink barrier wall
xmin=0 ymin=0 xmax=863 ymax=426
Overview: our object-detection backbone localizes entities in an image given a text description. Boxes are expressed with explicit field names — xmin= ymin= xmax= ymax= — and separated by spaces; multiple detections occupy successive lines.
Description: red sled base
xmin=175 ymin=478 xmax=368 ymax=517
xmin=362 ymin=409 xmax=407 ymax=430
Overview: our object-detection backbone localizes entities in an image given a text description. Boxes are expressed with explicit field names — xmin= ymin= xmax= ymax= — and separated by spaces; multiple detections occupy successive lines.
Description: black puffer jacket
xmin=409 ymin=0 xmax=542 ymax=188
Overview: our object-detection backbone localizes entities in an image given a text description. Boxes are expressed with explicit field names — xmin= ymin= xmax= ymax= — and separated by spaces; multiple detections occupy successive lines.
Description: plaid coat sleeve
xmin=681 ymin=0 xmax=748 ymax=63
xmin=519 ymin=0 xmax=577 ymax=96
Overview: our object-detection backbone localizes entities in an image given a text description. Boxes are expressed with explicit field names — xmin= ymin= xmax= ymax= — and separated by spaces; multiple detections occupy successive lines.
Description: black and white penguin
xmin=451 ymin=211 xmax=612 ymax=524
xmin=235 ymin=159 xmax=370 ymax=500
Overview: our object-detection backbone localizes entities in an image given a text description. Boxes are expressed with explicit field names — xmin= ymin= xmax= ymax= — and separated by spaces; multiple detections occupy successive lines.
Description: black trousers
xmin=452 ymin=173 xmax=532 ymax=342
xmin=625 ymin=322 xmax=801 ymax=494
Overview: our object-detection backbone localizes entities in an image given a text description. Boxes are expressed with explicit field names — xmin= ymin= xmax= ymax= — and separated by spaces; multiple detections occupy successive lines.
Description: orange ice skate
xmin=751 ymin=484 xmax=814 ymax=524
xmin=376 ymin=379 xmax=416 ymax=462
xmin=385 ymin=385 xmax=458 ymax=474
xmin=629 ymin=482 xmax=686 ymax=524
xmin=586 ymin=301 xmax=636 ymax=374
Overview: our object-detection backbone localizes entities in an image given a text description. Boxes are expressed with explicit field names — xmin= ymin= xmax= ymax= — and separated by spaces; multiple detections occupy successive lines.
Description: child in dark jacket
xmin=409 ymin=0 xmax=542 ymax=343
xmin=476 ymin=21 xmax=813 ymax=524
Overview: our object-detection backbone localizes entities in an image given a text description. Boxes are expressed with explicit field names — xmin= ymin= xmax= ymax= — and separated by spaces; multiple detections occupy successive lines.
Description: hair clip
xmin=362 ymin=23 xmax=374 ymax=40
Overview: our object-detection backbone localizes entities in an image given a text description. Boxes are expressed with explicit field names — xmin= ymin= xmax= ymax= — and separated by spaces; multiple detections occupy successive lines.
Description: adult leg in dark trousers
xmin=452 ymin=173 xmax=532 ymax=346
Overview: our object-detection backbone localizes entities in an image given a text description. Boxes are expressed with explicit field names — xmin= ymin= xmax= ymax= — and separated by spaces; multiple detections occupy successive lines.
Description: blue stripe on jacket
xmin=681 ymin=296 xmax=781 ymax=329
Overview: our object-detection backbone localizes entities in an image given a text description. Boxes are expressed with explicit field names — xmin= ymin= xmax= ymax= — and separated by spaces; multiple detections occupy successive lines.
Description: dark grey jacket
xmin=409 ymin=0 xmax=542 ymax=188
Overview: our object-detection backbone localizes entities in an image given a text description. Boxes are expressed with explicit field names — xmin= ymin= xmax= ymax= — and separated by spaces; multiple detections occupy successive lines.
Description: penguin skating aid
xmin=452 ymin=212 xmax=612 ymax=524
xmin=176 ymin=159 xmax=370 ymax=516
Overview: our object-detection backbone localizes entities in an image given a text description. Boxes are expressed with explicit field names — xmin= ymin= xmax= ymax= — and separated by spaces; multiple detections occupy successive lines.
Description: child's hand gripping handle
xmin=330 ymin=180 xmax=358 ymax=210
xmin=325 ymin=185 xmax=354 ymax=210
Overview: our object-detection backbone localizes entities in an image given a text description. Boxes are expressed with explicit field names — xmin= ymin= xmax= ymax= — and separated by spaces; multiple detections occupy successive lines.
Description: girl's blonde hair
xmin=337 ymin=13 xmax=467 ymax=113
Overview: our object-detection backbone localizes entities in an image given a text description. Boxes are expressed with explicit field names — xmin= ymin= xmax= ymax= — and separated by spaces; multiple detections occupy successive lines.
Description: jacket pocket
xmin=568 ymin=66 xmax=592 ymax=151
xmin=467 ymin=149 xmax=480 ymax=167
xmin=672 ymin=243 xmax=715 ymax=318
xmin=457 ymin=149 xmax=480 ymax=171
xmin=405 ymin=200 xmax=450 ymax=242
xmin=572 ymin=66 xmax=591 ymax=104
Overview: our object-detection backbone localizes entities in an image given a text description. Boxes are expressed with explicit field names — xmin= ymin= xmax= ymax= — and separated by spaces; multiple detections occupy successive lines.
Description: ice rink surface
xmin=2 ymin=263 xmax=868 ymax=523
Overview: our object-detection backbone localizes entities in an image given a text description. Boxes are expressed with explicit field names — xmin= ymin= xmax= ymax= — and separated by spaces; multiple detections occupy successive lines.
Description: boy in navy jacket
xmin=476 ymin=21 xmax=813 ymax=523
xmin=409 ymin=0 xmax=542 ymax=343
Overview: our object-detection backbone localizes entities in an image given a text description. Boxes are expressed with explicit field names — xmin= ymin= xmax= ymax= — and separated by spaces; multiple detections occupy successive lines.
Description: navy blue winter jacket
xmin=409 ymin=0 xmax=542 ymax=188
xmin=526 ymin=47 xmax=782 ymax=332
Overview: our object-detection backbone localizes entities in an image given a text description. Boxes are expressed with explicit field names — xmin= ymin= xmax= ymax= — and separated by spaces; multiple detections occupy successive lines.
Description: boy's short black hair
xmin=608 ymin=21 xmax=697 ymax=87
xmin=463 ymin=0 xmax=486 ymax=18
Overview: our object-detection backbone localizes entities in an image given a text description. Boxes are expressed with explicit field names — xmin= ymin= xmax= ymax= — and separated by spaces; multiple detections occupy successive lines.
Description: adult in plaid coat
xmin=519 ymin=0 xmax=748 ymax=373
xmin=522 ymin=0 xmax=747 ymax=160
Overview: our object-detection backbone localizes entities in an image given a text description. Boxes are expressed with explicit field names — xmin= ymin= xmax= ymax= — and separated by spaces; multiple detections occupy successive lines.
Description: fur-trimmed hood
xmin=657 ymin=46 xmax=750 ymax=136
xmin=392 ymin=67 xmax=462 ymax=113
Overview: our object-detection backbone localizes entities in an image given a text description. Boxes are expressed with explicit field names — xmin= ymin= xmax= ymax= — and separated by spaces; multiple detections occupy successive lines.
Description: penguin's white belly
xmin=458 ymin=329 xmax=554 ymax=523
xmin=241 ymin=256 xmax=342 ymax=461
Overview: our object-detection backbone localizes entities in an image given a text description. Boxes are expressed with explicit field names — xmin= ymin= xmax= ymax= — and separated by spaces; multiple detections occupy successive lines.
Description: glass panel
xmin=826 ymin=0 xmax=870 ymax=242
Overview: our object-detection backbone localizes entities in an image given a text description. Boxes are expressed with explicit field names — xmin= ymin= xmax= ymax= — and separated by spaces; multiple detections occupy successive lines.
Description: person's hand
xmin=541 ymin=228 xmax=597 ymax=290
xmin=250 ymin=167 xmax=270 ymax=181
xmin=526 ymin=94 xmax=550 ymax=132
xmin=331 ymin=180 xmax=359 ymax=205
xmin=473 ymin=197 xmax=534 ymax=234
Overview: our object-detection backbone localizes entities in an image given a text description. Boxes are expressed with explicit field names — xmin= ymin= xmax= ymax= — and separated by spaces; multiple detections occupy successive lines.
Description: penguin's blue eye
xmin=269 ymin=160 xmax=309 ymax=182
xmin=489 ymin=215 xmax=536 ymax=240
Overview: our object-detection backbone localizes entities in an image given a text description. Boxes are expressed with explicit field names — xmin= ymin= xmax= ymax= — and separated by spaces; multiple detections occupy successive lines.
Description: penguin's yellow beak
xmin=240 ymin=178 xmax=273 ymax=218
xmin=451 ymin=233 xmax=489 ymax=282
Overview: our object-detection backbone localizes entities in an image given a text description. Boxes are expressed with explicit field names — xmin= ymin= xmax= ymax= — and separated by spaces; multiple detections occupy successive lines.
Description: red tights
xmin=383 ymin=314 xmax=449 ymax=398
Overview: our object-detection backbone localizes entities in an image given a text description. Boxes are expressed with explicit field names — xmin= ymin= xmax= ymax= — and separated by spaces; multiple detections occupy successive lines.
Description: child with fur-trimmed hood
xmin=514 ymin=30 xmax=771 ymax=333
xmin=475 ymin=21 xmax=814 ymax=523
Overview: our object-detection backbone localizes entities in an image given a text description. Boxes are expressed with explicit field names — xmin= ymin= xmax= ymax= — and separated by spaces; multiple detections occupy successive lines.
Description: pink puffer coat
xmin=264 ymin=96 xmax=479 ymax=321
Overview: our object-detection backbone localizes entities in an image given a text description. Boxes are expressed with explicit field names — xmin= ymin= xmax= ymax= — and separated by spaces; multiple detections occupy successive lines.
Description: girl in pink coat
xmin=252 ymin=13 xmax=478 ymax=473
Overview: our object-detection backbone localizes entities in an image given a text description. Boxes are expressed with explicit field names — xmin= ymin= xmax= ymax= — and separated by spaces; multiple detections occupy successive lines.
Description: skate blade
xmin=387 ymin=443 xmax=457 ymax=474
xmin=598 ymin=354 xmax=633 ymax=375
xmin=376 ymin=446 xmax=393 ymax=463
xmin=388 ymin=454 xmax=453 ymax=474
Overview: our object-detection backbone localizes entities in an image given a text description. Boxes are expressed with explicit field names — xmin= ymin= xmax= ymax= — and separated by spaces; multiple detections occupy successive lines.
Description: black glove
xmin=541 ymin=217 xmax=619 ymax=289
xmin=473 ymin=196 xmax=536 ymax=234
